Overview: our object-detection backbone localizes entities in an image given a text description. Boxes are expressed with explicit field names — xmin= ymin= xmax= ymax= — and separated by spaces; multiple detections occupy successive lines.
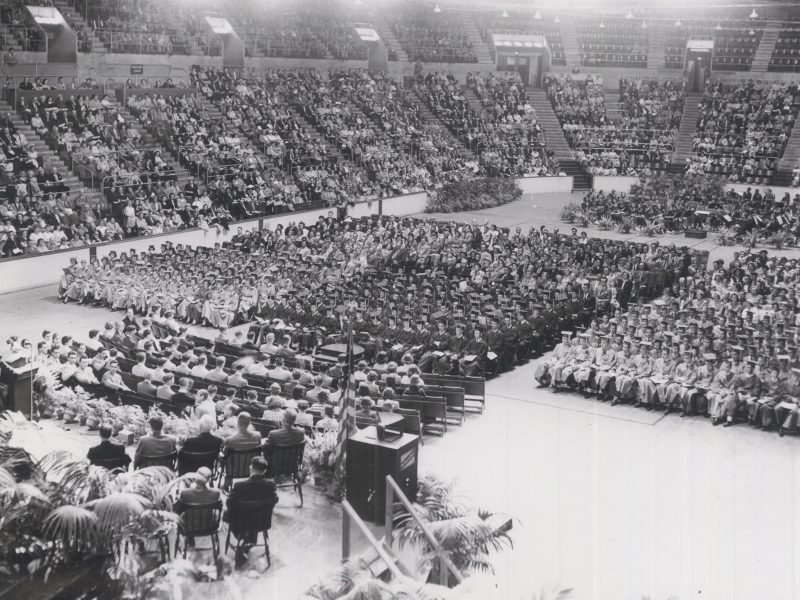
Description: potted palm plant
xmin=392 ymin=475 xmax=513 ymax=587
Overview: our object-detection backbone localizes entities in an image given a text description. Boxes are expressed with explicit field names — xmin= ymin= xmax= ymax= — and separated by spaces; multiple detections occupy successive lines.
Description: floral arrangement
xmin=303 ymin=430 xmax=338 ymax=484
xmin=425 ymin=178 xmax=522 ymax=213
xmin=559 ymin=202 xmax=581 ymax=224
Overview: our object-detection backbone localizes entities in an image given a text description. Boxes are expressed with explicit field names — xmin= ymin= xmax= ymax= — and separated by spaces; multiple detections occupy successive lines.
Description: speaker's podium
xmin=0 ymin=360 xmax=36 ymax=417
xmin=346 ymin=426 xmax=419 ymax=523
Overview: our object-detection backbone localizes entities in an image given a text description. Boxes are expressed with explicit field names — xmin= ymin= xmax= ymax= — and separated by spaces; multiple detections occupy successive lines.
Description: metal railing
xmin=90 ymin=30 xmax=223 ymax=56
xmin=384 ymin=475 xmax=464 ymax=586
xmin=341 ymin=499 xmax=405 ymax=580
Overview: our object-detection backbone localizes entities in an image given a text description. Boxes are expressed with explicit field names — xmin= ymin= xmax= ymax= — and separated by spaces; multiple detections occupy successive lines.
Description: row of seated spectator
xmin=192 ymin=67 xmax=382 ymax=203
xmin=71 ymin=0 xmax=220 ymax=55
xmin=581 ymin=176 xmax=800 ymax=244
xmin=326 ymin=69 xmax=479 ymax=186
xmin=665 ymin=21 xmax=761 ymax=71
xmin=415 ymin=71 xmax=558 ymax=177
xmin=686 ymin=80 xmax=799 ymax=182
xmin=576 ymin=18 xmax=648 ymax=68
xmin=770 ymin=23 xmax=800 ymax=73
xmin=388 ymin=7 xmax=476 ymax=63
xmin=477 ymin=12 xmax=565 ymax=65
xmin=545 ymin=74 xmax=676 ymax=175
xmin=0 ymin=4 xmax=44 ymax=52
xmin=231 ymin=0 xmax=370 ymax=60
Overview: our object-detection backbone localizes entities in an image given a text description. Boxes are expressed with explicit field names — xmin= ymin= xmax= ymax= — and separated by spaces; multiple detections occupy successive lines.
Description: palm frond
xmin=42 ymin=505 xmax=99 ymax=552
xmin=86 ymin=492 xmax=152 ymax=537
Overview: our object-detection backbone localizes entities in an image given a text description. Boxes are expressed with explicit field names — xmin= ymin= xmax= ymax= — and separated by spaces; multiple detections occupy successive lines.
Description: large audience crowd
xmin=545 ymin=74 xmax=684 ymax=175
xmin=580 ymin=173 xmax=800 ymax=242
xmin=416 ymin=71 xmax=560 ymax=176
xmin=687 ymin=80 xmax=799 ymax=182
xmin=36 ymin=212 xmax=800 ymax=437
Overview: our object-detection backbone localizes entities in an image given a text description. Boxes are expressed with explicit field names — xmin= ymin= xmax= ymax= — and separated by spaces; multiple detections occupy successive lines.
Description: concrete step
xmin=672 ymin=92 xmax=703 ymax=161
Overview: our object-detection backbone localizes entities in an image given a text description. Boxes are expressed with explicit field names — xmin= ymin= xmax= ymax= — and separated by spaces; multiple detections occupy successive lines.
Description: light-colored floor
xmin=4 ymin=194 xmax=800 ymax=599
xmin=421 ymin=191 xmax=800 ymax=265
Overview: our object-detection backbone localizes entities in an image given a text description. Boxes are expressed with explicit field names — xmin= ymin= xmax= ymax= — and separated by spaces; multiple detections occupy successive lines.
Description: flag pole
xmin=333 ymin=306 xmax=356 ymax=496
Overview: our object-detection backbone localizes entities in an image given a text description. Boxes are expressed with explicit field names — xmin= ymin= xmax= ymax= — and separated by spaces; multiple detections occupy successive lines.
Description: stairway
xmin=373 ymin=14 xmax=408 ymax=62
xmin=646 ymin=24 xmax=666 ymax=70
xmin=527 ymin=88 xmax=572 ymax=160
xmin=51 ymin=0 xmax=108 ymax=53
xmin=0 ymin=99 xmax=104 ymax=207
xmin=461 ymin=16 xmax=493 ymax=64
xmin=671 ymin=92 xmax=702 ymax=165
xmin=750 ymin=20 xmax=782 ymax=73
xmin=113 ymin=101 xmax=191 ymax=181
xmin=559 ymin=18 xmax=582 ymax=69
xmin=527 ymin=88 xmax=591 ymax=190
xmin=777 ymin=117 xmax=800 ymax=174
xmin=464 ymin=86 xmax=486 ymax=117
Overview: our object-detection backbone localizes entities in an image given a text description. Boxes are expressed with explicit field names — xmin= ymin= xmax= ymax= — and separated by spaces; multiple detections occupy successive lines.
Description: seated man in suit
xmin=156 ymin=373 xmax=176 ymax=400
xmin=225 ymin=456 xmax=278 ymax=566
xmin=223 ymin=412 xmax=263 ymax=451
xmin=87 ymin=424 xmax=131 ymax=468
xmin=136 ymin=370 xmax=158 ymax=396
xmin=173 ymin=466 xmax=220 ymax=513
xmin=263 ymin=407 xmax=305 ymax=456
xmin=134 ymin=415 xmax=177 ymax=468
xmin=179 ymin=415 xmax=222 ymax=473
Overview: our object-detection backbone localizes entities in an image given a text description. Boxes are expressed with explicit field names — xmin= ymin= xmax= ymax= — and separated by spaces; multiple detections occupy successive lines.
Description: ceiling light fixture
xmin=641 ymin=21 xmax=647 ymax=29
xmin=502 ymin=9 xmax=508 ymax=18
xmin=749 ymin=8 xmax=758 ymax=19
xmin=433 ymin=3 xmax=441 ymax=13
xmin=534 ymin=10 xmax=542 ymax=20
xmin=674 ymin=19 xmax=682 ymax=27
xmin=625 ymin=10 xmax=634 ymax=19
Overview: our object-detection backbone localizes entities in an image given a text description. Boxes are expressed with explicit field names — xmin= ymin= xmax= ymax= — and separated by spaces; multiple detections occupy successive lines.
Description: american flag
xmin=333 ymin=310 xmax=356 ymax=484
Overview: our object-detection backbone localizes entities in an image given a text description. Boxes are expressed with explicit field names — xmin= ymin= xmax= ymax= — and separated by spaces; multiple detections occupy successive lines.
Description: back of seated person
xmin=135 ymin=416 xmax=176 ymax=466
xmin=264 ymin=408 xmax=305 ymax=451
xmin=87 ymin=424 xmax=131 ymax=467
xmin=224 ymin=412 xmax=262 ymax=451
xmin=136 ymin=371 xmax=158 ymax=396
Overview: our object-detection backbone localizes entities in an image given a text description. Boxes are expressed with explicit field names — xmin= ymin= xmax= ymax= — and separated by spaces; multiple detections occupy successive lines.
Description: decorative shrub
xmin=425 ymin=178 xmax=522 ymax=213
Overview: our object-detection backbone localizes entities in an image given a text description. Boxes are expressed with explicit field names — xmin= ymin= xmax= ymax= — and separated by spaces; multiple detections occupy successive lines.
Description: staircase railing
xmin=384 ymin=474 xmax=464 ymax=586
xmin=341 ymin=499 xmax=404 ymax=579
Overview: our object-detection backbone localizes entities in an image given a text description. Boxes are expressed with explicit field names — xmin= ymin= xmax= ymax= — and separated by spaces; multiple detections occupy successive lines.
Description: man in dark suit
xmin=134 ymin=416 xmax=177 ymax=468
xmin=263 ymin=408 xmax=305 ymax=451
xmin=87 ymin=424 xmax=131 ymax=468
xmin=181 ymin=415 xmax=223 ymax=453
xmin=225 ymin=456 xmax=278 ymax=564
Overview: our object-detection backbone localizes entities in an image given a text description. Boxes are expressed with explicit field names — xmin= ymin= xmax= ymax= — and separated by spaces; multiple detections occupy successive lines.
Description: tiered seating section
xmin=416 ymin=72 xmax=559 ymax=176
xmin=665 ymin=21 xmax=761 ymax=71
xmin=477 ymin=12 xmax=566 ymax=66
xmin=770 ymin=22 xmax=800 ymax=73
xmin=545 ymin=74 xmax=683 ymax=175
xmin=687 ymin=80 xmax=799 ymax=183
xmin=576 ymin=18 xmax=648 ymax=68
xmin=388 ymin=6 xmax=476 ymax=63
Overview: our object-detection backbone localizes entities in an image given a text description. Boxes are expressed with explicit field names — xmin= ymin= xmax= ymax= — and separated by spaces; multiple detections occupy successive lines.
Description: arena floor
xmin=4 ymin=194 xmax=800 ymax=599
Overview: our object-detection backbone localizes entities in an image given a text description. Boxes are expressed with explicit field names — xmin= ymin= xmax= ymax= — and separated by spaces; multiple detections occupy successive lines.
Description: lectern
xmin=0 ymin=362 xmax=36 ymax=417
xmin=346 ymin=427 xmax=419 ymax=523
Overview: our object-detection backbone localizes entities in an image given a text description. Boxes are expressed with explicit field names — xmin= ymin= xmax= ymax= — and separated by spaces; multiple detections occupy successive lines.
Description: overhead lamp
xmin=554 ymin=15 xmax=560 ymax=23
xmin=715 ymin=22 xmax=722 ymax=30
xmin=433 ymin=3 xmax=441 ymax=13
xmin=534 ymin=10 xmax=542 ymax=19
xmin=502 ymin=9 xmax=509 ymax=18
xmin=641 ymin=21 xmax=647 ymax=29
xmin=674 ymin=19 xmax=682 ymax=27
xmin=749 ymin=28 xmax=756 ymax=35
xmin=625 ymin=10 xmax=634 ymax=19
xmin=749 ymin=8 xmax=758 ymax=19
xmin=599 ymin=20 xmax=605 ymax=28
